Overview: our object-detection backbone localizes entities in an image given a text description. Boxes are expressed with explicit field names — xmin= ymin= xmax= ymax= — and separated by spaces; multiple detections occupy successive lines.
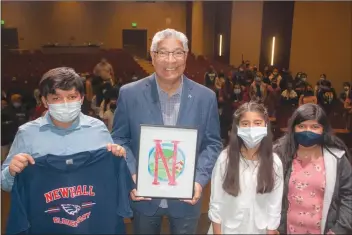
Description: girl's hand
xmin=267 ymin=229 xmax=279 ymax=235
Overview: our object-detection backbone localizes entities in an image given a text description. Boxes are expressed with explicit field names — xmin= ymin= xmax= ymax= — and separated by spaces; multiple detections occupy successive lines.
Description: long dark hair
xmin=223 ymin=101 xmax=275 ymax=196
xmin=274 ymin=103 xmax=351 ymax=171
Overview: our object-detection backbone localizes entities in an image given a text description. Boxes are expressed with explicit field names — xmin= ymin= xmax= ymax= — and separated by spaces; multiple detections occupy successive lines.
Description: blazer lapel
xmin=143 ymin=74 xmax=164 ymax=125
xmin=177 ymin=77 xmax=195 ymax=126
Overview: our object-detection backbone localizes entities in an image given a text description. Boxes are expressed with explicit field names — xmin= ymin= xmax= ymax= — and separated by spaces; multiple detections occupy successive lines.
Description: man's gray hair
xmin=150 ymin=28 xmax=189 ymax=52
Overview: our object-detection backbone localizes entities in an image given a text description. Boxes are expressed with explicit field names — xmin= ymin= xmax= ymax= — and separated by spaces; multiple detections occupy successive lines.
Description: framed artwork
xmin=136 ymin=125 xmax=198 ymax=199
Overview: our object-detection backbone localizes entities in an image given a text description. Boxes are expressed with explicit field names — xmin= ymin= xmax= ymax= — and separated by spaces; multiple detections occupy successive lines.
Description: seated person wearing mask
xmin=232 ymin=66 xmax=247 ymax=86
xmin=293 ymin=72 xmax=302 ymax=86
xmin=339 ymin=82 xmax=351 ymax=104
xmin=317 ymin=80 xmax=335 ymax=105
xmin=317 ymin=80 xmax=336 ymax=115
xmin=269 ymin=68 xmax=282 ymax=86
xmin=8 ymin=94 xmax=29 ymax=127
xmin=204 ymin=65 xmax=217 ymax=90
xmin=299 ymin=84 xmax=317 ymax=106
xmin=233 ymin=83 xmax=250 ymax=110
xmin=1 ymin=67 xmax=126 ymax=192
xmin=249 ymin=72 xmax=267 ymax=103
xmin=295 ymin=73 xmax=307 ymax=96
xmin=281 ymin=82 xmax=298 ymax=106
xmin=314 ymin=73 xmax=327 ymax=95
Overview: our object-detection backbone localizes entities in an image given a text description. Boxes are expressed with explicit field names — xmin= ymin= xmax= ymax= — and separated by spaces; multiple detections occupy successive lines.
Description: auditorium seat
xmin=1 ymin=49 xmax=148 ymax=91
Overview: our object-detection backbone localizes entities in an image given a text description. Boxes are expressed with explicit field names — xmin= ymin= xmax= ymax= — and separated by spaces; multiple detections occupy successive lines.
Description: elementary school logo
xmin=43 ymin=185 xmax=96 ymax=228
xmin=148 ymin=140 xmax=186 ymax=185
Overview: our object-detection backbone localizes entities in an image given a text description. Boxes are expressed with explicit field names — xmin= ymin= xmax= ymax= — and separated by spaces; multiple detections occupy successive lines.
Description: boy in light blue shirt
xmin=1 ymin=67 xmax=125 ymax=192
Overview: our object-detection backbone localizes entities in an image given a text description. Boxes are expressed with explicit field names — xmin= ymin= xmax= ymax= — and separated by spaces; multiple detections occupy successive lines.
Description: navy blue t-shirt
xmin=6 ymin=148 xmax=133 ymax=234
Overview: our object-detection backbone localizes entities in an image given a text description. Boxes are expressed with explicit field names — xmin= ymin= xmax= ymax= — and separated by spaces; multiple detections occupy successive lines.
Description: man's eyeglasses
xmin=153 ymin=50 xmax=186 ymax=59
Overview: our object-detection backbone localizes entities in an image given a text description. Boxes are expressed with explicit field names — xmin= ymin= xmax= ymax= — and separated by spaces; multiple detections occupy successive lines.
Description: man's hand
xmin=107 ymin=143 xmax=126 ymax=158
xmin=181 ymin=182 xmax=202 ymax=205
xmin=130 ymin=174 xmax=152 ymax=201
xmin=9 ymin=153 xmax=35 ymax=176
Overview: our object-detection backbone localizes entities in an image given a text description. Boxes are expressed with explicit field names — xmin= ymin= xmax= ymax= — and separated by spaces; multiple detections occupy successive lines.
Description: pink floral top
xmin=287 ymin=157 xmax=326 ymax=234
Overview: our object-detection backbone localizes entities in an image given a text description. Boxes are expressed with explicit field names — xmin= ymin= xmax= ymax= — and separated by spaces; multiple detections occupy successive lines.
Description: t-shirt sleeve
xmin=6 ymin=174 xmax=30 ymax=235
xmin=115 ymin=157 xmax=134 ymax=218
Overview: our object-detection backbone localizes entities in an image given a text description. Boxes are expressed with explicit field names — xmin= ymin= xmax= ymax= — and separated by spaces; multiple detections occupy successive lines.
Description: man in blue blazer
xmin=111 ymin=28 xmax=222 ymax=234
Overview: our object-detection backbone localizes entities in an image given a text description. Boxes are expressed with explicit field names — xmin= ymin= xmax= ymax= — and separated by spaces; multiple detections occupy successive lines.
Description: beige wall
xmin=191 ymin=1 xmax=204 ymax=57
xmin=2 ymin=1 xmax=186 ymax=50
xmin=290 ymin=2 xmax=352 ymax=93
xmin=230 ymin=1 xmax=263 ymax=67
xmin=191 ymin=1 xmax=216 ymax=58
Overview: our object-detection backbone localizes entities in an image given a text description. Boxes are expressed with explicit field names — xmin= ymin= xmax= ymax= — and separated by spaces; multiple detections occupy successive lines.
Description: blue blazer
xmin=112 ymin=74 xmax=222 ymax=218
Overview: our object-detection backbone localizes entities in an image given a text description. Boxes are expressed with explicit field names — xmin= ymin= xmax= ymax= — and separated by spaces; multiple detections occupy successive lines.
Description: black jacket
xmin=274 ymin=145 xmax=352 ymax=234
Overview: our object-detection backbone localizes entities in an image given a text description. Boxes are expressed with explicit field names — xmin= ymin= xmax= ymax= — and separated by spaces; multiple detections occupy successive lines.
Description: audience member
xmin=7 ymin=94 xmax=29 ymax=126
xmin=1 ymin=98 xmax=17 ymax=161
xmin=299 ymin=84 xmax=317 ymax=106
xmin=265 ymin=77 xmax=281 ymax=117
xmin=93 ymin=58 xmax=115 ymax=82
xmin=204 ymin=65 xmax=217 ymax=90
xmin=249 ymin=72 xmax=267 ymax=103
xmin=269 ymin=68 xmax=282 ymax=87
xmin=339 ymin=82 xmax=351 ymax=104
xmin=281 ymin=82 xmax=298 ymax=106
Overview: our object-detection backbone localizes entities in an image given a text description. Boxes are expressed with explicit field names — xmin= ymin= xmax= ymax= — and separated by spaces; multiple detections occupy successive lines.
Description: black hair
xmin=39 ymin=67 xmax=84 ymax=98
xmin=343 ymin=82 xmax=350 ymax=88
xmin=103 ymin=88 xmax=119 ymax=113
xmin=295 ymin=72 xmax=302 ymax=78
xmin=274 ymin=103 xmax=351 ymax=170
xmin=320 ymin=73 xmax=327 ymax=79
xmin=321 ymin=79 xmax=331 ymax=88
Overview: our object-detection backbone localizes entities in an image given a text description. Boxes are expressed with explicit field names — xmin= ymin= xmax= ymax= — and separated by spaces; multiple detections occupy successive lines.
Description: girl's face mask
xmin=237 ymin=126 xmax=267 ymax=149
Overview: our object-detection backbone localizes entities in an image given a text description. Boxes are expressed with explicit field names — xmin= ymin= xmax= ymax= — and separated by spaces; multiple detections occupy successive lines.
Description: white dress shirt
xmin=208 ymin=149 xmax=284 ymax=234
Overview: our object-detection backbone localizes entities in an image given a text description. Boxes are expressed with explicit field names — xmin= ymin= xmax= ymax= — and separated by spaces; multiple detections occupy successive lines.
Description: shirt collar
xmin=39 ymin=112 xmax=92 ymax=129
xmin=155 ymin=74 xmax=184 ymax=98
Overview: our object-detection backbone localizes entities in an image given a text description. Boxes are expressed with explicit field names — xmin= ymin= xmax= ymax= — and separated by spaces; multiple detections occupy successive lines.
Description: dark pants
xmin=115 ymin=216 xmax=126 ymax=235
xmin=132 ymin=207 xmax=199 ymax=234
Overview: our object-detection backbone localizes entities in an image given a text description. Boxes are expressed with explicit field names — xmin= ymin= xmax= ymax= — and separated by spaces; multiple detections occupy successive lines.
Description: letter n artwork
xmin=148 ymin=140 xmax=186 ymax=186
xmin=138 ymin=125 xmax=197 ymax=199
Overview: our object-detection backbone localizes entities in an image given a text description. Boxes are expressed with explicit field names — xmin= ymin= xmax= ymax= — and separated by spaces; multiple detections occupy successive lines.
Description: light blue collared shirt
xmin=1 ymin=112 xmax=113 ymax=192
xmin=155 ymin=76 xmax=183 ymax=208
xmin=156 ymin=76 xmax=183 ymax=127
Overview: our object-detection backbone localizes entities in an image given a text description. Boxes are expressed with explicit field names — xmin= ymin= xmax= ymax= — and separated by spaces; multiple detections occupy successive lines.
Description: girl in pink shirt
xmin=274 ymin=103 xmax=352 ymax=234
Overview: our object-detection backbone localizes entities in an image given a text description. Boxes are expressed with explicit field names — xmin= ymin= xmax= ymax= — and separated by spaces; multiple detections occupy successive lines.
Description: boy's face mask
xmin=47 ymin=100 xmax=82 ymax=123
